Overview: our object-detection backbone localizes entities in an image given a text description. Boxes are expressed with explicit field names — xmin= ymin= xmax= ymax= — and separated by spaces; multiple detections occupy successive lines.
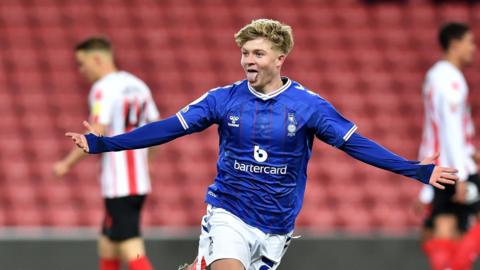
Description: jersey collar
xmin=247 ymin=77 xmax=292 ymax=100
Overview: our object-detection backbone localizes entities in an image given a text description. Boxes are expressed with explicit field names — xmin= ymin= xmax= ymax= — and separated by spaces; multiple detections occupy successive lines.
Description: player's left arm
xmin=339 ymin=132 xmax=458 ymax=189
xmin=311 ymin=97 xmax=457 ymax=189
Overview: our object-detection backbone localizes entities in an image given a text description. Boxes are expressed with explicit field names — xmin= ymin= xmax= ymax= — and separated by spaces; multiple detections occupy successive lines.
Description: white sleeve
xmin=89 ymin=87 xmax=115 ymax=126
xmin=145 ymin=92 xmax=160 ymax=122
xmin=465 ymin=107 xmax=476 ymax=156
xmin=436 ymin=81 xmax=469 ymax=181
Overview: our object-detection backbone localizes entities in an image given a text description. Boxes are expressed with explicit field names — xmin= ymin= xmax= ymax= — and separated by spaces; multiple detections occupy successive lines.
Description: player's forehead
xmin=75 ymin=50 xmax=92 ymax=60
xmin=76 ymin=49 xmax=104 ymax=60
xmin=462 ymin=31 xmax=474 ymax=42
xmin=241 ymin=37 xmax=275 ymax=52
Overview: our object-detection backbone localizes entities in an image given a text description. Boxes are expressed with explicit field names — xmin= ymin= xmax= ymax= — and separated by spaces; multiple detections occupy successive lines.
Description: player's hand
xmin=65 ymin=121 xmax=97 ymax=153
xmin=53 ymin=160 xmax=70 ymax=177
xmin=420 ymin=152 xmax=458 ymax=190
xmin=428 ymin=166 xmax=458 ymax=190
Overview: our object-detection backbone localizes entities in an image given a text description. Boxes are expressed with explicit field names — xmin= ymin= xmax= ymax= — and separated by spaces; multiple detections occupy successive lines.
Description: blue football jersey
xmin=176 ymin=78 xmax=357 ymax=234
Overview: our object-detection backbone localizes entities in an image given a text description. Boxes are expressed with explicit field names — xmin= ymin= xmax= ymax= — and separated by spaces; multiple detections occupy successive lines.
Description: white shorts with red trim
xmin=193 ymin=205 xmax=293 ymax=270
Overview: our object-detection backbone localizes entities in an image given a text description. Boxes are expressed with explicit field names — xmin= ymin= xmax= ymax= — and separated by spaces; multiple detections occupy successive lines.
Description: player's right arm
xmin=54 ymin=84 xmax=112 ymax=176
xmin=67 ymin=89 xmax=222 ymax=154
xmin=53 ymin=123 xmax=106 ymax=177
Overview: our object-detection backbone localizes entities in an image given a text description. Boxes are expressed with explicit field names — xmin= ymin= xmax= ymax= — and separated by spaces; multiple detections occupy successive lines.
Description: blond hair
xmin=234 ymin=19 xmax=294 ymax=54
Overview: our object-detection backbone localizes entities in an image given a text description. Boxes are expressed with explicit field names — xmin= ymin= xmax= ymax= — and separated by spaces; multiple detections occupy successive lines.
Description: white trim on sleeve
xmin=176 ymin=112 xmax=189 ymax=130
xmin=343 ymin=125 xmax=358 ymax=141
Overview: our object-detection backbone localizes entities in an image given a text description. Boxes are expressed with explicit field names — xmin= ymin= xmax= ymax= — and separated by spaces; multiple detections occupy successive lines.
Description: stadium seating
xmin=1 ymin=1 xmax=479 ymax=235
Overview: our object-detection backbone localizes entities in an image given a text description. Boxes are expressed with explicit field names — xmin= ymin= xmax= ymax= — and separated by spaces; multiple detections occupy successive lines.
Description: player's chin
xmin=248 ymin=76 xmax=261 ymax=85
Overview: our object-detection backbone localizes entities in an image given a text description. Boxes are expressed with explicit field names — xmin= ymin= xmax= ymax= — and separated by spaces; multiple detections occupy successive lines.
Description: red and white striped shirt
xmin=419 ymin=60 xmax=476 ymax=183
xmin=88 ymin=71 xmax=159 ymax=198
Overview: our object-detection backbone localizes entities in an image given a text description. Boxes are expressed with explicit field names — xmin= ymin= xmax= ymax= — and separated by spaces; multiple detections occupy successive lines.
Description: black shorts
xmin=467 ymin=174 xmax=480 ymax=213
xmin=423 ymin=174 xmax=480 ymax=232
xmin=102 ymin=195 xmax=146 ymax=241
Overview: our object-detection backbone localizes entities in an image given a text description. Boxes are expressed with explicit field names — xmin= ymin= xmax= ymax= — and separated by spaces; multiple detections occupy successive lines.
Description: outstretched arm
xmin=53 ymin=123 xmax=107 ymax=176
xmin=67 ymin=89 xmax=222 ymax=153
xmin=66 ymin=115 xmax=187 ymax=154
xmin=339 ymin=132 xmax=458 ymax=189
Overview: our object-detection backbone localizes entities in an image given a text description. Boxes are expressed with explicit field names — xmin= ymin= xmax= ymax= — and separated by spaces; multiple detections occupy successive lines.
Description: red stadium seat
xmin=7 ymin=206 xmax=45 ymax=226
xmin=337 ymin=5 xmax=369 ymax=27
xmin=300 ymin=204 xmax=338 ymax=233
xmin=304 ymin=180 xmax=330 ymax=207
xmin=1 ymin=159 xmax=32 ymax=185
xmin=79 ymin=208 xmax=103 ymax=226
xmin=0 ymin=3 xmax=29 ymax=27
xmin=336 ymin=204 xmax=373 ymax=234
xmin=371 ymin=203 xmax=411 ymax=234
xmin=37 ymin=183 xmax=73 ymax=206
xmin=152 ymin=203 xmax=190 ymax=226
xmin=73 ymin=183 xmax=103 ymax=209
xmin=437 ymin=5 xmax=470 ymax=22
xmin=371 ymin=4 xmax=406 ymax=27
xmin=30 ymin=5 xmax=64 ymax=27
xmin=407 ymin=5 xmax=436 ymax=28
xmin=45 ymin=205 xmax=80 ymax=226
xmin=4 ymin=183 xmax=38 ymax=209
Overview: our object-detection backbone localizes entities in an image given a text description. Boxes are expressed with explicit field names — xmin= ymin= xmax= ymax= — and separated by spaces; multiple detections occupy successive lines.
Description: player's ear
xmin=276 ymin=53 xmax=286 ymax=67
xmin=449 ymin=39 xmax=461 ymax=52
xmin=93 ymin=53 xmax=103 ymax=66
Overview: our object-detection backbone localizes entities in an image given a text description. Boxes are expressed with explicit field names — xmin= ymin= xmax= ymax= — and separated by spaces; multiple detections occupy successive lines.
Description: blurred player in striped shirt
xmin=417 ymin=22 xmax=480 ymax=270
xmin=54 ymin=37 xmax=159 ymax=270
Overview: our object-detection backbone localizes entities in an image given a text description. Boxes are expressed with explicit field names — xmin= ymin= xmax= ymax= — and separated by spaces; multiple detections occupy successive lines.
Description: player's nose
xmin=243 ymin=54 xmax=256 ymax=64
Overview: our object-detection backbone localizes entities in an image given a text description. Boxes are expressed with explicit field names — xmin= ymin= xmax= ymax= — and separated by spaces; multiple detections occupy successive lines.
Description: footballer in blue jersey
xmin=67 ymin=19 xmax=458 ymax=270
xmin=174 ymin=78 xmax=358 ymax=235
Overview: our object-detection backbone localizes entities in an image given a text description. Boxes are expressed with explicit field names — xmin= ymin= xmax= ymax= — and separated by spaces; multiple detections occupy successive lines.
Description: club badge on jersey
xmin=287 ymin=113 xmax=297 ymax=137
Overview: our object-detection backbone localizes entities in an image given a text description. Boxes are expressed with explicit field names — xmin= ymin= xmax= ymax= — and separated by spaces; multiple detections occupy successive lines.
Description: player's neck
xmin=254 ymin=76 xmax=284 ymax=95
xmin=443 ymin=54 xmax=463 ymax=70
xmin=98 ymin=67 xmax=118 ymax=80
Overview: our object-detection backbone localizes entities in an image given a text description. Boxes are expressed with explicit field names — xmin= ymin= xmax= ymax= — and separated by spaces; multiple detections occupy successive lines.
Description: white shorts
xmin=192 ymin=205 xmax=293 ymax=270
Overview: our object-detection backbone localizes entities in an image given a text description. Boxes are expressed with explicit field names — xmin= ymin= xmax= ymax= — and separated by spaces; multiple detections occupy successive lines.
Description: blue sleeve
xmin=339 ymin=132 xmax=434 ymax=184
xmin=85 ymin=89 xmax=225 ymax=154
xmin=86 ymin=115 xmax=187 ymax=153
xmin=311 ymin=99 xmax=357 ymax=148
xmin=175 ymin=90 xmax=220 ymax=133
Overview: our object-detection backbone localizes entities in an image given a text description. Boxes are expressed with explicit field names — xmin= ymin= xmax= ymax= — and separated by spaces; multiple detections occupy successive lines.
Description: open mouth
xmin=246 ymin=69 xmax=258 ymax=82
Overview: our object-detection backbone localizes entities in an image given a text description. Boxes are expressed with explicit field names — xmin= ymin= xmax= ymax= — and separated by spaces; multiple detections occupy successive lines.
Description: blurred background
xmin=1 ymin=0 xmax=480 ymax=269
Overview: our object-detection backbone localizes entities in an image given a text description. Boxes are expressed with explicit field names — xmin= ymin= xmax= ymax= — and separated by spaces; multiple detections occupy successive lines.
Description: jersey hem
xmin=205 ymin=195 xmax=294 ymax=235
